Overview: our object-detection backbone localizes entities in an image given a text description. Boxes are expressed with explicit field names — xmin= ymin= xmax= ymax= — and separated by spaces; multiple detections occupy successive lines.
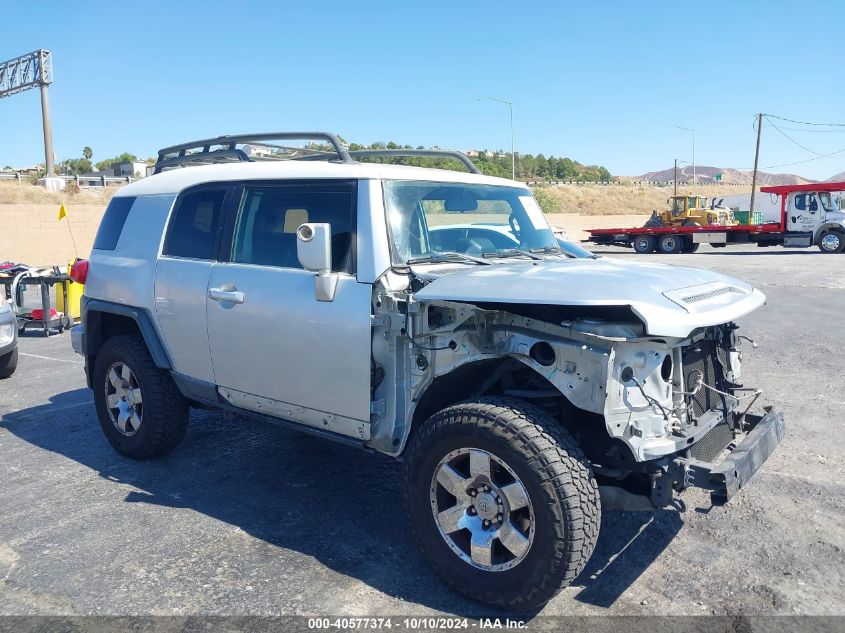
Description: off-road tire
xmin=93 ymin=335 xmax=189 ymax=459
xmin=657 ymin=234 xmax=683 ymax=254
xmin=402 ymin=397 xmax=601 ymax=610
xmin=818 ymin=229 xmax=845 ymax=254
xmin=633 ymin=235 xmax=656 ymax=254
xmin=0 ymin=348 xmax=17 ymax=379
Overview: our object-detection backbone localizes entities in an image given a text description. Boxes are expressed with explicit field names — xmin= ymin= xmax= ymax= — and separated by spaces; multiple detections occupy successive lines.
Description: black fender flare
xmin=82 ymin=298 xmax=171 ymax=385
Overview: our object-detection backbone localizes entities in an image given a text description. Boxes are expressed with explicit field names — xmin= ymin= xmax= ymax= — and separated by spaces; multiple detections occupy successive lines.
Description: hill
xmin=825 ymin=171 xmax=845 ymax=183
xmin=637 ymin=165 xmax=814 ymax=186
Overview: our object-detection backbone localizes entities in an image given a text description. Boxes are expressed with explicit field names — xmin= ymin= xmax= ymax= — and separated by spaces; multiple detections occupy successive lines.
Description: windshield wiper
xmin=482 ymin=248 xmax=542 ymax=260
xmin=407 ymin=251 xmax=492 ymax=265
xmin=530 ymin=245 xmax=575 ymax=258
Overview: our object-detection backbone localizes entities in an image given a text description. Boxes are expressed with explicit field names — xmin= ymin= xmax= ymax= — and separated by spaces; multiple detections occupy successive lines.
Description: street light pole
xmin=478 ymin=97 xmax=515 ymax=180
xmin=669 ymin=125 xmax=695 ymax=184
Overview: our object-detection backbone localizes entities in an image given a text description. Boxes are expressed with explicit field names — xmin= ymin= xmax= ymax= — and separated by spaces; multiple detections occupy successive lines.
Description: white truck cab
xmin=713 ymin=185 xmax=845 ymax=252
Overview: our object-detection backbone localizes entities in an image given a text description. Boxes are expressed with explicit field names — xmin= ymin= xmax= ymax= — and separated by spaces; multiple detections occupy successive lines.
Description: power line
xmin=762 ymin=146 xmax=845 ymax=169
xmin=764 ymin=116 xmax=826 ymax=156
xmin=764 ymin=114 xmax=845 ymax=128
xmin=763 ymin=124 xmax=845 ymax=134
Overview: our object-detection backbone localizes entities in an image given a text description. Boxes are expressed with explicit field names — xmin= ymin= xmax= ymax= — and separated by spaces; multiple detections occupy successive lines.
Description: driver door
xmin=205 ymin=181 xmax=373 ymax=436
xmin=788 ymin=193 xmax=819 ymax=232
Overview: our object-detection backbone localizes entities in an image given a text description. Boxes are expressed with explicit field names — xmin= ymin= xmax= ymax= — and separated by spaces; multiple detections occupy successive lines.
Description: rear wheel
xmin=818 ymin=230 xmax=845 ymax=253
xmin=93 ymin=335 xmax=189 ymax=459
xmin=658 ymin=234 xmax=683 ymax=254
xmin=403 ymin=397 xmax=600 ymax=609
xmin=681 ymin=237 xmax=700 ymax=253
xmin=633 ymin=235 xmax=656 ymax=254
xmin=0 ymin=348 xmax=17 ymax=379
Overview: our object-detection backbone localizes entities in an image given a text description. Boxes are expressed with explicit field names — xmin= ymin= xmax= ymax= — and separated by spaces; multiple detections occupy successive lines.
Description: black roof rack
xmin=153 ymin=132 xmax=481 ymax=175
xmin=349 ymin=149 xmax=480 ymax=174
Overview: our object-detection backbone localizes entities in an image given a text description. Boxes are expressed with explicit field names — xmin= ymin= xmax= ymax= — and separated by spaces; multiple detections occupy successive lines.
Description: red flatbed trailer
xmin=585 ymin=181 xmax=845 ymax=254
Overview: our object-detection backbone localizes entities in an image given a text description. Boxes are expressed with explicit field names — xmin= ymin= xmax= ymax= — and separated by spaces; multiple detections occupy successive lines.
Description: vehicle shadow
xmin=1 ymin=389 xmax=682 ymax=617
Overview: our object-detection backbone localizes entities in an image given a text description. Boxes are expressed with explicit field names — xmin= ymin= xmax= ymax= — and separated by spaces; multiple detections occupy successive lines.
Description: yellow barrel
xmin=56 ymin=262 xmax=84 ymax=320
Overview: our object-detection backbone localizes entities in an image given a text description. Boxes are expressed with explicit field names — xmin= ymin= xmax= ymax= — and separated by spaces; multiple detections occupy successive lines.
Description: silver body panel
xmin=154 ymin=257 xmax=215 ymax=383
xmin=205 ymin=264 xmax=373 ymax=423
xmin=0 ymin=300 xmax=17 ymax=356
xmin=414 ymin=258 xmax=765 ymax=338
xmin=80 ymin=164 xmax=769 ymax=462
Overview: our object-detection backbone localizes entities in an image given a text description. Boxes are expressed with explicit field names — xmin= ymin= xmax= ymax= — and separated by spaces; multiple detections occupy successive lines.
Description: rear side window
xmin=163 ymin=188 xmax=226 ymax=259
xmin=93 ymin=196 xmax=136 ymax=250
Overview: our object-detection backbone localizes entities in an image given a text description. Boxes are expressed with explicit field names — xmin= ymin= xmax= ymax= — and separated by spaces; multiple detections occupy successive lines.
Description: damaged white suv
xmin=71 ymin=133 xmax=784 ymax=609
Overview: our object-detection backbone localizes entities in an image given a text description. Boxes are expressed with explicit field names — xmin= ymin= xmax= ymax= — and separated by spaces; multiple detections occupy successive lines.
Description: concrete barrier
xmin=0 ymin=204 xmax=104 ymax=266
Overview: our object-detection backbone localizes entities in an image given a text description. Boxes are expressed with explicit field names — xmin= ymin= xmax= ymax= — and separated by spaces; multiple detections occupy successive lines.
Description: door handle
xmin=208 ymin=288 xmax=245 ymax=304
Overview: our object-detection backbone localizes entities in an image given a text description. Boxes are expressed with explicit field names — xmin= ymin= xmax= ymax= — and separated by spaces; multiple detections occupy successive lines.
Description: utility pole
xmin=669 ymin=125 xmax=695 ymax=184
xmin=674 ymin=158 xmax=678 ymax=199
xmin=477 ymin=97 xmax=515 ymax=180
xmin=749 ymin=113 xmax=763 ymax=215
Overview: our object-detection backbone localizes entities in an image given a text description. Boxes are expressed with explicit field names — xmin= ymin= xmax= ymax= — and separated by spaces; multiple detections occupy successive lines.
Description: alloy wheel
xmin=430 ymin=447 xmax=534 ymax=572
xmin=104 ymin=362 xmax=143 ymax=436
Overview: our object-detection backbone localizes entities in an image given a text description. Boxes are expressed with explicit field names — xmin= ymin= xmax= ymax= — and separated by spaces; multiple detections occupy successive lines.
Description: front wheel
xmin=402 ymin=397 xmax=601 ymax=610
xmin=818 ymin=230 xmax=845 ymax=253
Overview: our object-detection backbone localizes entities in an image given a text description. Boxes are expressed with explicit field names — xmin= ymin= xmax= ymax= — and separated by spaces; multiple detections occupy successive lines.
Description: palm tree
xmin=82 ymin=146 xmax=93 ymax=161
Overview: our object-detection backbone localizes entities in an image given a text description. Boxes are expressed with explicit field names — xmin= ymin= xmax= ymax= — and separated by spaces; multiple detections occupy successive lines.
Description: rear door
xmin=154 ymin=185 xmax=231 ymax=384
xmin=206 ymin=180 xmax=373 ymax=434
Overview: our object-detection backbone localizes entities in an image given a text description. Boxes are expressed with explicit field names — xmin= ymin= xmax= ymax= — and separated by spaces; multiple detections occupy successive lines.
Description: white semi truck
xmin=588 ymin=181 xmax=845 ymax=253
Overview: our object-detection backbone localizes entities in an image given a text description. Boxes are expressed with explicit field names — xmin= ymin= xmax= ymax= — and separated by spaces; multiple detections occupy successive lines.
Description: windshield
xmin=819 ymin=192 xmax=839 ymax=212
xmin=384 ymin=181 xmax=558 ymax=264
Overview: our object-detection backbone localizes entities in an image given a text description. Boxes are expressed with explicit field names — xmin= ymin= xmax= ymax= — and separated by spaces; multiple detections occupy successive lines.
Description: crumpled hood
xmin=413 ymin=258 xmax=766 ymax=337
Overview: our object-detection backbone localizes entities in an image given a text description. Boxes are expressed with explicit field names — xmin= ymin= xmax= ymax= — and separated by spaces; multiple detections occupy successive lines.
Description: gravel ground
xmin=0 ymin=244 xmax=843 ymax=621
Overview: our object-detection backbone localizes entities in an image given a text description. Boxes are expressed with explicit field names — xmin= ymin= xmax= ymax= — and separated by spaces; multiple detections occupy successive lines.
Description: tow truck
xmin=586 ymin=181 xmax=845 ymax=254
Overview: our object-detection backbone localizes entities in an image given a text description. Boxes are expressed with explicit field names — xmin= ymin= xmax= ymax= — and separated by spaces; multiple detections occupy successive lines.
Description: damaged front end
xmin=374 ymin=279 xmax=784 ymax=508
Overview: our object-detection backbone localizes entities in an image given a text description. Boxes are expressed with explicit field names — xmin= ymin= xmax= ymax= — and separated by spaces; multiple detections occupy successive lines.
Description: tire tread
xmin=94 ymin=335 xmax=188 ymax=459
xmin=402 ymin=396 xmax=601 ymax=609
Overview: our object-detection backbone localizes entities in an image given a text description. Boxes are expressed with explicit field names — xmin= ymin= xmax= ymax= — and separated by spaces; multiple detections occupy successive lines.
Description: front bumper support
xmin=650 ymin=409 xmax=785 ymax=507
xmin=680 ymin=409 xmax=785 ymax=504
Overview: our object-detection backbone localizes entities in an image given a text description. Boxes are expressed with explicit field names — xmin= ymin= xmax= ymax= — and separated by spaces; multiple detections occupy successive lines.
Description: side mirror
xmin=296 ymin=223 xmax=338 ymax=302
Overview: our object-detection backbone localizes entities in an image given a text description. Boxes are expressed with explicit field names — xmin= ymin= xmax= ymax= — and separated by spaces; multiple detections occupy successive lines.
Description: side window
xmin=794 ymin=194 xmax=806 ymax=211
xmin=808 ymin=195 xmax=818 ymax=211
xmin=231 ymin=184 xmax=354 ymax=272
xmin=93 ymin=196 xmax=137 ymax=250
xmin=163 ymin=188 xmax=226 ymax=259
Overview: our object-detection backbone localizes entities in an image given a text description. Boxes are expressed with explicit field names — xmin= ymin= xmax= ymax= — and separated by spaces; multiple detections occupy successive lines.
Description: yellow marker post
xmin=57 ymin=203 xmax=83 ymax=320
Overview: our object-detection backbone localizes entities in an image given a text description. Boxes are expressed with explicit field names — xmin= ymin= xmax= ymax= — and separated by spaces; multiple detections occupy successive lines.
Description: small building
xmin=113 ymin=161 xmax=150 ymax=178
xmin=243 ymin=144 xmax=273 ymax=158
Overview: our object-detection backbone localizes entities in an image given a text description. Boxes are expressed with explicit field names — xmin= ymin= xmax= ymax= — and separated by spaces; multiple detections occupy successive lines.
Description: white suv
xmin=71 ymin=132 xmax=784 ymax=609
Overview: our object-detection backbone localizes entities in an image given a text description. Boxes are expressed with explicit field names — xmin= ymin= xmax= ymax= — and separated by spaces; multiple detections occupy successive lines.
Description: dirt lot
xmin=0 ymin=245 xmax=843 ymax=621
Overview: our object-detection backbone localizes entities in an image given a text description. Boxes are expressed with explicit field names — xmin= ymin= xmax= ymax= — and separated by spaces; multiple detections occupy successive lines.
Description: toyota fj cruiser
xmin=71 ymin=132 xmax=785 ymax=609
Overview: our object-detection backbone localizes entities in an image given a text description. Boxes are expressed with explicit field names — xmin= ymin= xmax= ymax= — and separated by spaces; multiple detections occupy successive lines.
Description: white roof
xmin=116 ymin=160 xmax=520 ymax=197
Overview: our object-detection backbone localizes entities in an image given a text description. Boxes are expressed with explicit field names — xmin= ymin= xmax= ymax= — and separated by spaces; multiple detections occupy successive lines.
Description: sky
xmin=2 ymin=1 xmax=844 ymax=179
